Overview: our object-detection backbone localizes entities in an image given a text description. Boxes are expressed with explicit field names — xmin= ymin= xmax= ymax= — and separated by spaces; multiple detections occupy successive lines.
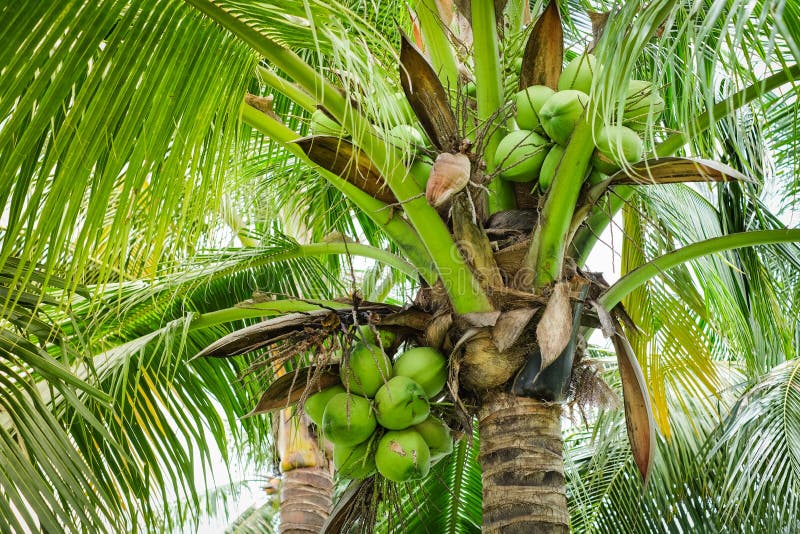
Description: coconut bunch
xmin=304 ymin=329 xmax=454 ymax=483
xmin=495 ymin=52 xmax=665 ymax=190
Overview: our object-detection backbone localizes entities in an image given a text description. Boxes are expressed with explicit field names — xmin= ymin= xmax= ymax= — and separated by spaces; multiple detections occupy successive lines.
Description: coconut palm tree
xmin=2 ymin=0 xmax=800 ymax=532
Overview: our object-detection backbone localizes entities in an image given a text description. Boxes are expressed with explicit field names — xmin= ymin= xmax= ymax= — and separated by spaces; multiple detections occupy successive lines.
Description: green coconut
xmin=412 ymin=415 xmax=453 ymax=461
xmin=591 ymin=125 xmax=643 ymax=174
xmin=357 ymin=325 xmax=396 ymax=351
xmin=341 ymin=342 xmax=393 ymax=397
xmin=374 ymin=376 xmax=430 ymax=430
xmin=623 ymin=80 xmax=665 ymax=124
xmin=539 ymin=90 xmax=590 ymax=145
xmin=514 ymin=85 xmax=555 ymax=131
xmin=387 ymin=124 xmax=426 ymax=148
xmin=304 ymin=384 xmax=346 ymax=427
xmin=558 ymin=53 xmax=597 ymax=94
xmin=392 ymin=346 xmax=447 ymax=399
xmin=409 ymin=157 xmax=433 ymax=190
xmin=375 ymin=429 xmax=431 ymax=482
xmin=538 ymin=144 xmax=565 ymax=191
xmin=465 ymin=81 xmax=477 ymax=97
xmin=310 ymin=109 xmax=345 ymax=137
xmin=494 ymin=130 xmax=550 ymax=182
xmin=321 ymin=393 xmax=377 ymax=446
xmin=334 ymin=437 xmax=377 ymax=480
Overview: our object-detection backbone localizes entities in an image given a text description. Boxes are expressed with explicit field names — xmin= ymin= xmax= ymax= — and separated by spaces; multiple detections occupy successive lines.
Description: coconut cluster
xmin=496 ymin=52 xmax=664 ymax=189
xmin=305 ymin=335 xmax=453 ymax=483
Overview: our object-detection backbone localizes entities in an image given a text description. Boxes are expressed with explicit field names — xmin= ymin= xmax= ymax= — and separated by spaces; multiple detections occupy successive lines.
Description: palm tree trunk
xmin=277 ymin=409 xmax=333 ymax=534
xmin=478 ymin=391 xmax=569 ymax=533
xmin=279 ymin=466 xmax=333 ymax=533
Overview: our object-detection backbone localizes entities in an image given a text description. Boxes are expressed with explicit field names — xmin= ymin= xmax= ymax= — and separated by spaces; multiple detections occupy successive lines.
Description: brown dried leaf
xmin=536 ymin=282 xmax=572 ymax=370
xmin=377 ymin=309 xmax=433 ymax=331
xmin=194 ymin=310 xmax=336 ymax=359
xmin=492 ymin=307 xmax=538 ymax=352
xmin=609 ymin=157 xmax=755 ymax=185
xmin=246 ymin=366 xmax=341 ymax=417
xmin=611 ymin=330 xmax=656 ymax=485
xmin=462 ymin=311 xmax=501 ymax=327
xmin=400 ymin=32 xmax=459 ymax=151
xmin=519 ymin=0 xmax=563 ymax=90
xmin=293 ymin=136 xmax=397 ymax=204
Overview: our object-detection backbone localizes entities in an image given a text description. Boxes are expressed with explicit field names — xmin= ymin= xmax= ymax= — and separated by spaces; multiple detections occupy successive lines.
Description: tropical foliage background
xmin=1 ymin=0 xmax=800 ymax=531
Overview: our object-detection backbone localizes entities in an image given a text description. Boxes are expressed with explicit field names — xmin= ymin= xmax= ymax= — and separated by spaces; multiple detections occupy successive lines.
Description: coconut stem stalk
xmin=472 ymin=0 xmax=516 ymax=212
xmin=526 ymin=119 xmax=596 ymax=288
xmin=241 ymin=104 xmax=438 ymax=284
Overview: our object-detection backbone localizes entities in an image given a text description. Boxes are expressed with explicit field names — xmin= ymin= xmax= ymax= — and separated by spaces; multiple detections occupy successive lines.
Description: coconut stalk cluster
xmin=304 ymin=328 xmax=453 ymax=483
xmin=496 ymin=52 xmax=664 ymax=190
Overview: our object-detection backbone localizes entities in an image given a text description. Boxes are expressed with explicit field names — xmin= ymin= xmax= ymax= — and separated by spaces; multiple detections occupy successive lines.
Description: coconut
xmin=392 ymin=346 xmax=447 ymax=398
xmin=623 ymin=80 xmax=665 ymax=124
xmin=538 ymin=144 xmax=565 ymax=191
xmin=374 ymin=376 xmax=430 ymax=430
xmin=558 ymin=53 xmax=597 ymax=94
xmin=321 ymin=393 xmax=377 ymax=446
xmin=387 ymin=124 xmax=426 ymax=148
xmin=514 ymin=85 xmax=555 ymax=131
xmin=334 ymin=437 xmax=377 ymax=480
xmin=494 ymin=130 xmax=550 ymax=182
xmin=539 ymin=90 xmax=590 ymax=145
xmin=310 ymin=109 xmax=345 ymax=137
xmin=591 ymin=125 xmax=643 ymax=174
xmin=304 ymin=384 xmax=346 ymax=427
xmin=340 ymin=342 xmax=393 ymax=397
xmin=464 ymin=81 xmax=477 ymax=98
xmin=357 ymin=325 xmax=396 ymax=351
xmin=375 ymin=429 xmax=431 ymax=482
xmin=412 ymin=415 xmax=453 ymax=461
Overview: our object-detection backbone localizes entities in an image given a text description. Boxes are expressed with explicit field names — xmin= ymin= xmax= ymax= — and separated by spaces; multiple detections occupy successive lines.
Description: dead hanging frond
xmin=195 ymin=296 xmax=438 ymax=420
xmin=193 ymin=302 xmax=401 ymax=360
xmin=246 ymin=364 xmax=342 ymax=417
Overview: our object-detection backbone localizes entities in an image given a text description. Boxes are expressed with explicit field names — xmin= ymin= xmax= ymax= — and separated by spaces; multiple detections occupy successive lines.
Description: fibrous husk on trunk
xmin=459 ymin=331 xmax=526 ymax=390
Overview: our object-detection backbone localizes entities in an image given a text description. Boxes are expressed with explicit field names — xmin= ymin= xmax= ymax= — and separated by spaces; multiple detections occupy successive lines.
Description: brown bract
xmin=399 ymin=32 xmax=459 ymax=151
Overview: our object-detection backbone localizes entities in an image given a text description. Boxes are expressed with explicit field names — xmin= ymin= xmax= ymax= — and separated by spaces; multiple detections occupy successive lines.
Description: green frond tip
xmin=656 ymin=64 xmax=800 ymax=157
xmin=599 ymin=229 xmax=800 ymax=311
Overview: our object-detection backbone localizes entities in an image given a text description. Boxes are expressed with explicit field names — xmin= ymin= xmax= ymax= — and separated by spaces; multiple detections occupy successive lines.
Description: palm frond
xmin=709 ymin=358 xmax=800 ymax=526
xmin=0 ymin=0 xmax=256 ymax=296
xmin=375 ymin=434 xmax=482 ymax=534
